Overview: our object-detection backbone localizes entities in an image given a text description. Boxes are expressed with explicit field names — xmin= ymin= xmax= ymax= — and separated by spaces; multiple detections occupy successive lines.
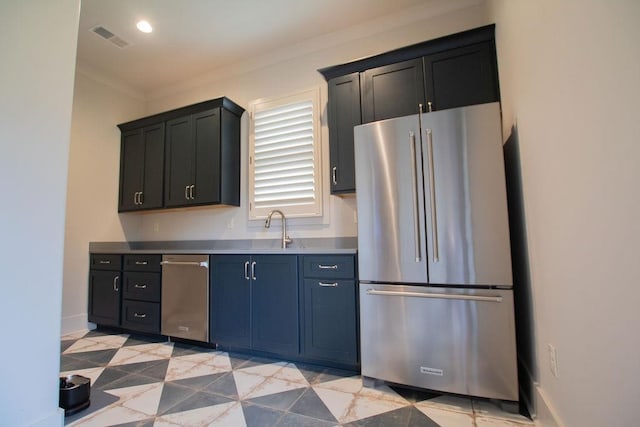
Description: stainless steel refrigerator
xmin=355 ymin=102 xmax=518 ymax=401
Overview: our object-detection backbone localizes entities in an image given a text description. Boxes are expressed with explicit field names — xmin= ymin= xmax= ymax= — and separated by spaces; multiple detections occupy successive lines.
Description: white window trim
xmin=248 ymin=87 xmax=323 ymax=220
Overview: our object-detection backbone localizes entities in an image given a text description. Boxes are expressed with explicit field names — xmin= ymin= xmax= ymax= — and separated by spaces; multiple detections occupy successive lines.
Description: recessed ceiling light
xmin=136 ymin=20 xmax=153 ymax=33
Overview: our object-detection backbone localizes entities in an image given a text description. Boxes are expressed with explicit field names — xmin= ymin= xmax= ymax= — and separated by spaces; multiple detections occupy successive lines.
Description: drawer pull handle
xmin=319 ymin=282 xmax=338 ymax=287
xmin=134 ymin=313 xmax=147 ymax=318
xmin=318 ymin=264 xmax=338 ymax=270
xmin=135 ymin=261 xmax=148 ymax=265
xmin=134 ymin=284 xmax=147 ymax=289
xmin=113 ymin=276 xmax=119 ymax=291
xmin=99 ymin=260 xmax=111 ymax=264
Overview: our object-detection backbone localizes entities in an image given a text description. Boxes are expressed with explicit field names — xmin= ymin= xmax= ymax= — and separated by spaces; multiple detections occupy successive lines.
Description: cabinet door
xmin=251 ymin=255 xmax=299 ymax=356
xmin=140 ymin=123 xmax=165 ymax=209
xmin=303 ymin=279 xmax=358 ymax=365
xmin=193 ymin=109 xmax=221 ymax=205
xmin=328 ymin=73 xmax=361 ymax=194
xmin=164 ymin=116 xmax=194 ymax=207
xmin=210 ymin=255 xmax=251 ymax=348
xmin=423 ymin=41 xmax=499 ymax=112
xmin=361 ymin=58 xmax=426 ymax=123
xmin=119 ymin=124 xmax=165 ymax=212
xmin=88 ymin=270 xmax=121 ymax=327
xmin=119 ymin=130 xmax=144 ymax=211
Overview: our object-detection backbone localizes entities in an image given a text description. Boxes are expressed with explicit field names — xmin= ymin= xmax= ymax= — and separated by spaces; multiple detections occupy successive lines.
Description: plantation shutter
xmin=253 ymin=101 xmax=315 ymax=207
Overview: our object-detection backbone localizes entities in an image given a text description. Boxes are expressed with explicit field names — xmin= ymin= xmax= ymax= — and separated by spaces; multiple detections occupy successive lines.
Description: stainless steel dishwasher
xmin=161 ymin=254 xmax=209 ymax=342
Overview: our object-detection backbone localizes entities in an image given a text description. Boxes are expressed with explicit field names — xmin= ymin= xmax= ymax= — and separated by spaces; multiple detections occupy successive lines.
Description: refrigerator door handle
xmin=366 ymin=288 xmax=503 ymax=303
xmin=425 ymin=128 xmax=439 ymax=262
xmin=409 ymin=131 xmax=422 ymax=263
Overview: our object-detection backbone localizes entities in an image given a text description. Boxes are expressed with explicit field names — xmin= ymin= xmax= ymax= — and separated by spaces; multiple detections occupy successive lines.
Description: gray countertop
xmin=89 ymin=237 xmax=358 ymax=255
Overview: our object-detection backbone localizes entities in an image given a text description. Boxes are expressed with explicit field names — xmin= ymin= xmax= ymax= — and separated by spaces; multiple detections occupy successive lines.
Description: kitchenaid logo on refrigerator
xmin=420 ymin=366 xmax=444 ymax=376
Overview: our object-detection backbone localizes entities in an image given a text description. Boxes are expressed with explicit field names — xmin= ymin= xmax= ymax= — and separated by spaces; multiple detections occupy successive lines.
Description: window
xmin=249 ymin=88 xmax=322 ymax=219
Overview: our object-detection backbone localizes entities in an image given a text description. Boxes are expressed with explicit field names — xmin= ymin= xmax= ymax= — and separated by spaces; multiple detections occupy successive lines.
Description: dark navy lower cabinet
xmin=210 ymin=255 xmax=252 ymax=348
xmin=303 ymin=279 xmax=358 ymax=365
xmin=300 ymin=254 xmax=359 ymax=368
xmin=88 ymin=269 xmax=122 ymax=327
xmin=88 ymin=254 xmax=123 ymax=327
xmin=210 ymin=254 xmax=299 ymax=356
xmin=88 ymin=253 xmax=161 ymax=334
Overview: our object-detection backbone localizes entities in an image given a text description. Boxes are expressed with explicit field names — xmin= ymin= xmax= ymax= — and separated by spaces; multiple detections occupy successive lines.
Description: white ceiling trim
xmin=75 ymin=61 xmax=146 ymax=101
xmin=145 ymin=0 xmax=483 ymax=101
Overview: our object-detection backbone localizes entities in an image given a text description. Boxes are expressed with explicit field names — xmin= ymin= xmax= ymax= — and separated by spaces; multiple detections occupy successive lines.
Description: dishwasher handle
xmin=161 ymin=260 xmax=209 ymax=268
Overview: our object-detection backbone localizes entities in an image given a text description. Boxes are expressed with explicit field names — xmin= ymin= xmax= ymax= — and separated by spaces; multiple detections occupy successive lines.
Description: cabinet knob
xmin=427 ymin=101 xmax=433 ymax=112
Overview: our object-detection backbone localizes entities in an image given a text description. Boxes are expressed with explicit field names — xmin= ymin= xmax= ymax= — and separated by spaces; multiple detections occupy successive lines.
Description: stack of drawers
xmin=121 ymin=255 xmax=162 ymax=334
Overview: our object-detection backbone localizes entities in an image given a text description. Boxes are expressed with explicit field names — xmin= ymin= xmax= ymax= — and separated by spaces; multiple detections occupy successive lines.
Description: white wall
xmin=61 ymin=71 xmax=145 ymax=334
xmin=62 ymin=6 xmax=488 ymax=247
xmin=134 ymin=2 xmax=489 ymax=242
xmin=0 ymin=0 xmax=80 ymax=425
xmin=486 ymin=1 xmax=640 ymax=426
xmin=62 ymin=1 xmax=490 ymax=338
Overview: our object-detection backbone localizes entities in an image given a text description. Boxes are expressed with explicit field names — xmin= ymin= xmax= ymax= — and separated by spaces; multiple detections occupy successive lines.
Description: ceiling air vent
xmin=90 ymin=25 xmax=131 ymax=48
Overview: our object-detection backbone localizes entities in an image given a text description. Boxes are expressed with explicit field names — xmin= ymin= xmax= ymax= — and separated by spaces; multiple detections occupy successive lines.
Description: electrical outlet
xmin=548 ymin=344 xmax=559 ymax=378
xmin=226 ymin=218 xmax=234 ymax=229
xmin=153 ymin=222 xmax=159 ymax=232
xmin=353 ymin=211 xmax=358 ymax=224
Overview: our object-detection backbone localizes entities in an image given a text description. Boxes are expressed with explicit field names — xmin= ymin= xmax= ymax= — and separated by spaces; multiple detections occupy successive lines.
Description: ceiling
xmin=77 ymin=0 xmax=472 ymax=95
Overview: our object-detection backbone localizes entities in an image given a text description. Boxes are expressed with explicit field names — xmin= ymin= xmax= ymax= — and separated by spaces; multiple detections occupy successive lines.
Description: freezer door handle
xmin=366 ymin=288 xmax=503 ymax=303
xmin=425 ymin=128 xmax=439 ymax=262
xmin=409 ymin=131 xmax=422 ymax=263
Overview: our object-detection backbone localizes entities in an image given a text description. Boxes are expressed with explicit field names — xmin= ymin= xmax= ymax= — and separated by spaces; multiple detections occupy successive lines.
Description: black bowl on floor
xmin=59 ymin=374 xmax=91 ymax=416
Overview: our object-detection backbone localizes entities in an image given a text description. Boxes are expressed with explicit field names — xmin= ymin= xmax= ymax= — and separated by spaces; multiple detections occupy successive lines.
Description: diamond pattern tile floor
xmin=60 ymin=329 xmax=536 ymax=426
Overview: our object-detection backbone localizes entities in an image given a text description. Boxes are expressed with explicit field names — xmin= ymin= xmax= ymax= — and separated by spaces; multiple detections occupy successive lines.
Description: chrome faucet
xmin=265 ymin=209 xmax=292 ymax=249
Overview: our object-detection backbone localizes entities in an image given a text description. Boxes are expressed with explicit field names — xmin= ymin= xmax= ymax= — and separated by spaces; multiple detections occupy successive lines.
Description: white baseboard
xmin=534 ymin=385 xmax=565 ymax=427
xmin=29 ymin=407 xmax=64 ymax=427
xmin=60 ymin=313 xmax=91 ymax=336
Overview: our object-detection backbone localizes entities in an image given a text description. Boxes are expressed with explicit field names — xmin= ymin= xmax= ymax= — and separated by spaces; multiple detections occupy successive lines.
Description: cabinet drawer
xmin=303 ymin=255 xmax=355 ymax=279
xmin=121 ymin=300 xmax=160 ymax=333
xmin=123 ymin=254 xmax=162 ymax=272
xmin=90 ymin=254 xmax=122 ymax=271
xmin=123 ymin=272 xmax=161 ymax=302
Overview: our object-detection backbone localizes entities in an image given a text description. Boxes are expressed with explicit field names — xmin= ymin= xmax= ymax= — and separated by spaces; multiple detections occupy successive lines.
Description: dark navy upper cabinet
xmin=423 ymin=41 xmax=499 ymax=112
xmin=319 ymin=25 xmax=499 ymax=195
xmin=165 ymin=107 xmax=240 ymax=208
xmin=118 ymin=123 xmax=165 ymax=212
xmin=210 ymin=254 xmax=299 ymax=356
xmin=118 ymin=97 xmax=243 ymax=212
xmin=361 ymin=58 xmax=426 ymax=123
xmin=300 ymin=255 xmax=359 ymax=368
xmin=327 ymin=73 xmax=361 ymax=194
